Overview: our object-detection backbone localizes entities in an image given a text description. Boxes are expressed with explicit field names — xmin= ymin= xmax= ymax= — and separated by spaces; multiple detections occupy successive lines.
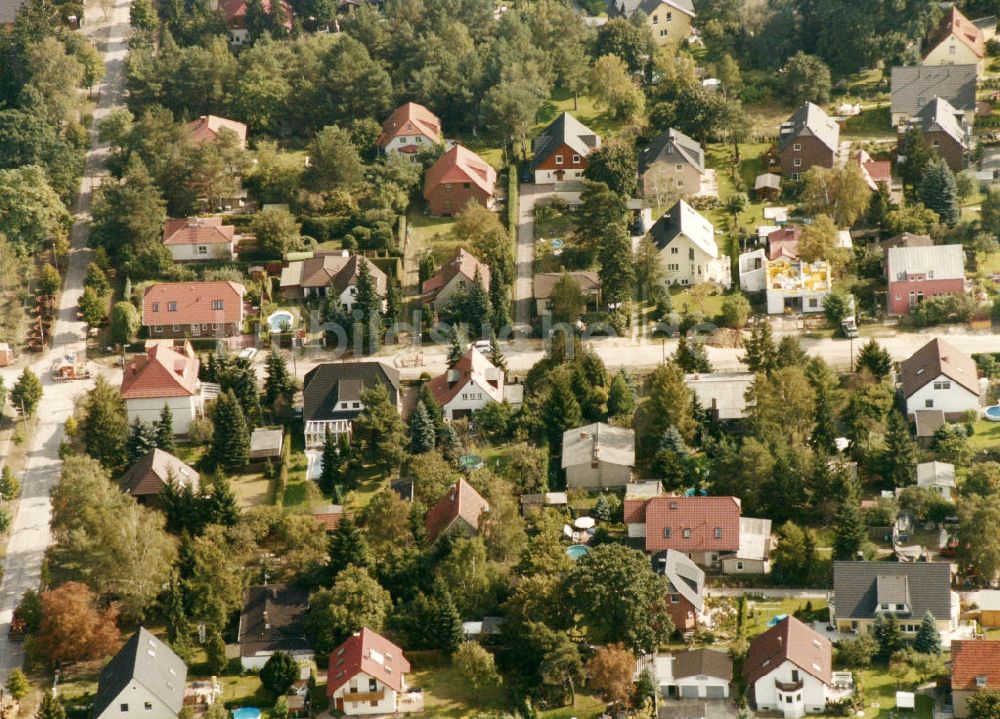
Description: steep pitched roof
xmin=832 ymin=561 xmax=953 ymax=621
xmin=142 ymin=281 xmax=245 ymax=327
xmin=119 ymin=448 xmax=200 ymax=497
xmin=185 ymin=114 xmax=249 ymax=146
xmin=561 ymin=422 xmax=635 ymax=469
xmin=423 ymin=145 xmax=496 ymax=199
xmin=326 ymin=628 xmax=409 ymax=695
xmin=777 ymin=102 xmax=840 ymax=154
xmin=625 ymin=495 xmax=741 ymax=553
xmin=649 ymin=199 xmax=718 ymax=258
xmin=302 ymin=361 xmax=400 ymax=422
xmin=94 ymin=628 xmax=187 ymax=719
xmin=916 ymin=461 xmax=956 ymax=488
xmin=238 ymin=584 xmax=312 ymax=658
xmin=743 ymin=616 xmax=832 ymax=687
xmin=899 ymin=337 xmax=978 ymax=398
xmin=657 ymin=549 xmax=705 ymax=613
xmin=890 ymin=65 xmax=977 ymax=117
xmin=925 ymin=6 xmax=984 ymax=60
xmin=162 ymin=217 xmax=235 ymax=246
xmin=424 ymin=478 xmax=490 ymax=543
xmin=952 ymin=640 xmax=1000 ymax=690
xmin=917 ymin=96 xmax=969 ymax=146
xmin=608 ymin=0 xmax=694 ymax=19
xmin=531 ymin=112 xmax=601 ymax=170
xmin=533 ymin=271 xmax=601 ymax=300
xmin=283 ymin=254 xmax=388 ymax=296
xmin=377 ymin=102 xmax=442 ymax=148
xmin=639 ymin=127 xmax=705 ymax=176
xmin=673 ymin=648 xmax=732 ymax=681
xmin=120 ymin=343 xmax=200 ymax=400
xmin=886 ymin=244 xmax=965 ymax=283
xmin=422 ymin=247 xmax=491 ymax=301
xmin=767 ymin=225 xmax=803 ymax=261
xmin=426 ymin=347 xmax=503 ymax=408
xmin=0 ymin=0 xmax=23 ymax=24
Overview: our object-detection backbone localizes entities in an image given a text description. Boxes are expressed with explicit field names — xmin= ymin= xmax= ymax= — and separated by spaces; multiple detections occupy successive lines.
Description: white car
xmin=238 ymin=347 xmax=258 ymax=361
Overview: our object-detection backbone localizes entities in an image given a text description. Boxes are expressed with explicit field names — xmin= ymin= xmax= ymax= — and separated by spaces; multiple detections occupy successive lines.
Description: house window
xmin=463 ymin=182 xmax=470 ymax=189
xmin=675 ymin=164 xmax=683 ymax=171
xmin=977 ymin=676 xmax=988 ymax=687
xmin=663 ymin=528 xmax=671 ymax=538
xmin=737 ymin=561 xmax=744 ymax=570
xmin=154 ymin=325 xmax=162 ymax=334
xmin=793 ymin=143 xmax=801 ymax=151
xmin=652 ymin=13 xmax=658 ymax=22
xmin=416 ymin=136 xmax=422 ymax=143
xmin=932 ymin=140 xmax=940 ymax=148
xmin=669 ymin=501 xmax=678 ymax=509
xmin=369 ymin=678 xmax=378 ymax=692
xmin=683 ymin=528 xmax=692 ymax=538
xmin=167 ymin=302 xmax=177 ymax=312
xmin=671 ymin=247 xmax=678 ymax=254
xmin=572 ymin=155 xmax=581 ymax=164
xmin=555 ymin=155 xmax=564 ymax=165
xmin=666 ymin=11 xmax=671 ymax=19
xmin=444 ymin=183 xmax=452 ymax=191
xmin=670 ymin=594 xmax=680 ymax=604
xmin=353 ymin=402 xmax=360 ymax=408
xmin=714 ymin=527 xmax=722 ymax=539
xmin=197 ymin=245 xmax=208 ymax=254
xmin=808 ymin=298 xmax=819 ymax=308
xmin=144 ymin=704 xmax=153 ymax=711
xmin=152 ymin=302 xmax=160 ymax=312
xmin=949 ymin=45 xmax=956 ymax=54
xmin=925 ymin=399 xmax=934 ymax=408
xmin=212 ymin=299 xmax=224 ymax=310
xmin=172 ymin=325 xmax=180 ymax=332
xmin=660 ymin=29 xmax=667 ymax=36
xmin=791 ymin=172 xmax=801 ymax=181
xmin=933 ymin=380 xmax=952 ymax=390
xmin=121 ymin=705 xmax=129 ymax=712
xmin=793 ymin=158 xmax=802 ymax=167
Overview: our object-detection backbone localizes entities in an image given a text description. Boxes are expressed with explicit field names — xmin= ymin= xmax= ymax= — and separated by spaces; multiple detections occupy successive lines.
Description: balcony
xmin=342 ymin=691 xmax=384 ymax=703
xmin=775 ymin=678 xmax=804 ymax=692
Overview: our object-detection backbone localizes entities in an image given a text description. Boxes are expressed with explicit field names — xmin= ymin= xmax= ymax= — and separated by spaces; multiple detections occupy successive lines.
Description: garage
xmin=706 ymin=685 xmax=727 ymax=699
xmin=679 ymin=685 xmax=700 ymax=698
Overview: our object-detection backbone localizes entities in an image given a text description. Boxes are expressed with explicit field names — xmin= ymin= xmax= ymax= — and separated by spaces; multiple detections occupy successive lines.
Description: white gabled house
xmin=120 ymin=341 xmax=205 ymax=435
xmin=899 ymin=337 xmax=981 ymax=420
xmin=93 ymin=628 xmax=187 ymax=719
xmin=426 ymin=347 xmax=504 ymax=421
xmin=649 ymin=200 xmax=730 ymax=287
xmin=326 ymin=629 xmax=411 ymax=716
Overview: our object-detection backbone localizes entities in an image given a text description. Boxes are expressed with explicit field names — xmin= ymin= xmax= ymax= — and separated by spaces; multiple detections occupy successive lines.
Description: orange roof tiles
xmin=424 ymin=478 xmax=490 ymax=544
xmin=120 ymin=343 xmax=200 ymax=399
xmin=186 ymin=115 xmax=249 ymax=147
xmin=625 ymin=495 xmax=741 ymax=553
xmin=926 ymin=6 xmax=984 ymax=60
xmin=142 ymin=281 xmax=245 ymax=328
xmin=377 ymin=102 xmax=442 ymax=148
xmin=162 ymin=217 xmax=235 ymax=246
xmin=952 ymin=640 xmax=1000 ymax=690
xmin=423 ymin=145 xmax=496 ymax=200
xmin=326 ymin=629 xmax=410 ymax=695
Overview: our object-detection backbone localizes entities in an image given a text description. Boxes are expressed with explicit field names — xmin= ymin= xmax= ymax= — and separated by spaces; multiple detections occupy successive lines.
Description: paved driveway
xmin=659 ymin=698 xmax=739 ymax=719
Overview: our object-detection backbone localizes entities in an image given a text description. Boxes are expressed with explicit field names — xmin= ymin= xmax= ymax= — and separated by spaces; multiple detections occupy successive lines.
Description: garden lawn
xmin=539 ymin=695 xmax=607 ymax=719
xmin=744 ymin=598 xmax=829 ymax=638
xmin=407 ymin=209 xmax=460 ymax=264
xmin=842 ymin=106 xmax=894 ymax=140
xmin=856 ymin=668 xmax=933 ymax=719
xmin=232 ymin=471 xmax=273 ymax=507
xmin=669 ymin=287 xmax=727 ymax=318
xmin=969 ymin=418 xmax=1000 ymax=451
xmin=221 ymin=674 xmax=272 ymax=710
xmin=407 ymin=650 xmax=507 ymax=718
xmin=704 ymin=142 xmax=772 ymax=233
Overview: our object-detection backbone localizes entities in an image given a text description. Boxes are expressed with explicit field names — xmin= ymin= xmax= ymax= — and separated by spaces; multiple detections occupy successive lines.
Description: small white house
xmin=643 ymin=648 xmax=732 ymax=700
xmin=561 ymin=422 xmax=635 ymax=489
xmin=916 ymin=461 xmax=957 ymax=500
xmin=426 ymin=347 xmax=504 ymax=421
xmin=120 ymin=342 xmax=204 ymax=434
xmin=93 ymin=628 xmax=187 ymax=719
xmin=743 ymin=616 xmax=836 ymax=718
xmin=162 ymin=217 xmax=236 ymax=262
xmin=327 ymin=629 xmax=411 ymax=716
xmin=899 ymin=338 xmax=981 ymax=420
xmin=650 ymin=199 xmax=731 ymax=287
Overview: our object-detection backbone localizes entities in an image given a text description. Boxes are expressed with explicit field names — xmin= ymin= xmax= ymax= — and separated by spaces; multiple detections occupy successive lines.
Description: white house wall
xmin=168 ymin=243 xmax=234 ymax=263
xmin=905 ymin=375 xmax=980 ymax=416
xmin=331 ymin=674 xmax=399 ymax=716
xmin=384 ymin=134 xmax=433 ymax=156
xmin=535 ymin=168 xmax=586 ymax=184
xmin=443 ymin=377 xmax=503 ymax=420
xmin=95 ymin=679 xmax=178 ymax=719
xmin=752 ymin=661 xmax=829 ymax=718
xmin=125 ymin=395 xmax=199 ymax=434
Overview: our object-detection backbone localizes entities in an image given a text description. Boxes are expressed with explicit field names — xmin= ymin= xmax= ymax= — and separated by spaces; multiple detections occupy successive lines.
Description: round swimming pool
xmin=986 ymin=406 xmax=1000 ymax=422
xmin=232 ymin=708 xmax=261 ymax=719
xmin=266 ymin=310 xmax=295 ymax=332
xmin=566 ymin=544 xmax=590 ymax=560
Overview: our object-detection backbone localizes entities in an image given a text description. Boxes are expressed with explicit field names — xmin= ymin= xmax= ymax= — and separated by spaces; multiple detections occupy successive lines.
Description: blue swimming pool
xmin=267 ymin=310 xmax=295 ymax=332
xmin=232 ymin=708 xmax=261 ymax=719
xmin=987 ymin=406 xmax=1000 ymax=422
xmin=566 ymin=544 xmax=589 ymax=560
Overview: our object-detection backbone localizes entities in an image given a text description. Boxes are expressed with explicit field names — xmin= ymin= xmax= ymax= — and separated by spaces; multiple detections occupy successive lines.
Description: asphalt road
xmin=0 ymin=0 xmax=130 ymax=680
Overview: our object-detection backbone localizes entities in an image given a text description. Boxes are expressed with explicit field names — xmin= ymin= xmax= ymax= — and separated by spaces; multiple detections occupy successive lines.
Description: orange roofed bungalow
xmin=186 ymin=114 xmax=249 ymax=148
xmin=120 ymin=342 xmax=204 ymax=434
xmin=377 ymin=102 xmax=442 ymax=158
xmin=423 ymin=145 xmax=496 ymax=217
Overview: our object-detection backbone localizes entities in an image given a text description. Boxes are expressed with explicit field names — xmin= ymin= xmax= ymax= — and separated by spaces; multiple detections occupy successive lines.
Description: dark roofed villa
xmin=238 ymin=584 xmax=313 ymax=670
xmin=94 ymin=628 xmax=187 ymax=719
xmin=302 ymin=361 xmax=401 ymax=448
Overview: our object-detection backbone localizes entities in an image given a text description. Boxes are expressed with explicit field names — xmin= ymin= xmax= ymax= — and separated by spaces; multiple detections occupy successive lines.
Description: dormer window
xmin=663 ymin=528 xmax=671 ymax=539
xmin=714 ymin=527 xmax=723 ymax=539
xmin=152 ymin=302 xmax=160 ymax=312
xmin=167 ymin=302 xmax=177 ymax=312
xmin=683 ymin=528 xmax=692 ymax=539
xmin=669 ymin=501 xmax=678 ymax=509
xmin=212 ymin=300 xmax=223 ymax=310
xmin=977 ymin=676 xmax=988 ymax=687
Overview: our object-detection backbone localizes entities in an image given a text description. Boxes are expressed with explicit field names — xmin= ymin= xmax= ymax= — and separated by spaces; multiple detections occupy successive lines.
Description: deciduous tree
xmin=35 ymin=582 xmax=121 ymax=667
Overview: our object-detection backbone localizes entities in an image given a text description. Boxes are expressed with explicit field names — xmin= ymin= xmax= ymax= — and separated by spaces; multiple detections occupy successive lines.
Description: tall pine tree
xmin=264 ymin=349 xmax=294 ymax=407
xmin=327 ymin=516 xmax=371 ymax=580
xmin=210 ymin=390 xmax=250 ymax=469
xmin=742 ymin=319 xmax=777 ymax=374
xmin=883 ymin=410 xmax=918 ymax=489
xmin=156 ymin=403 xmax=175 ymax=452
xmin=126 ymin=417 xmax=158 ymax=463
xmin=354 ymin=259 xmax=383 ymax=354
xmin=833 ymin=480 xmax=867 ymax=560
xmin=913 ymin=610 xmax=941 ymax=655
xmin=319 ymin=428 xmax=341 ymax=496
xmin=409 ymin=401 xmax=436 ymax=454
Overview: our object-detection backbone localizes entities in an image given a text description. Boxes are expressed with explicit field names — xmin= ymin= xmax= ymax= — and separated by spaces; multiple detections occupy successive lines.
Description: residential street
xmin=0 ymin=0 xmax=130 ymax=680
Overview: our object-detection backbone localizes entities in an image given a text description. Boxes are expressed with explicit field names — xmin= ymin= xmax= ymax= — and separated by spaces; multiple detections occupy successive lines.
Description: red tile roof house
xmin=142 ymin=280 xmax=246 ymax=339
xmin=899 ymin=337 xmax=981 ymax=420
xmin=885 ymin=244 xmax=965 ymax=316
xmin=186 ymin=114 xmax=249 ymax=149
xmin=743 ymin=616 xmax=844 ymax=719
xmin=426 ymin=347 xmax=504 ymax=421
xmin=120 ymin=341 xmax=204 ymax=434
xmin=217 ymin=0 xmax=292 ymax=46
xmin=327 ymin=629 xmax=413 ymax=716
xmin=279 ymin=252 xmax=388 ymax=310
xmin=530 ymin=112 xmax=601 ymax=184
xmin=423 ymin=145 xmax=497 ymax=217
xmin=421 ymin=247 xmax=491 ymax=313
xmin=951 ymin=640 xmax=1000 ymax=717
xmin=376 ymin=102 xmax=442 ymax=158
xmin=624 ymin=492 xmax=772 ymax=573
xmin=424 ymin=478 xmax=490 ymax=544
xmin=855 ymin=149 xmax=892 ymax=191
xmin=162 ymin=217 xmax=237 ymax=263
xmin=767 ymin=225 xmax=803 ymax=261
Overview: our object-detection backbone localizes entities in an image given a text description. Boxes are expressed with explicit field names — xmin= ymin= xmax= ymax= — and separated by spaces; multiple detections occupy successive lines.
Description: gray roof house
xmin=302 ymin=361 xmax=401 ymax=448
xmin=640 ymin=128 xmax=704 ymax=176
xmin=777 ymin=102 xmax=840 ymax=156
xmin=94 ymin=628 xmax=187 ymax=719
xmin=562 ymin=422 xmax=635 ymax=489
xmin=119 ymin=448 xmax=199 ymax=502
xmin=608 ymin=0 xmax=695 ymax=19
xmin=831 ymin=561 xmax=956 ymax=632
xmin=890 ymin=65 xmax=977 ymax=124
xmin=639 ymin=128 xmax=707 ymax=200
xmin=531 ymin=112 xmax=600 ymax=171
xmin=237 ymin=584 xmax=313 ymax=670
xmin=0 ymin=0 xmax=22 ymax=24
xmin=917 ymin=96 xmax=971 ymax=147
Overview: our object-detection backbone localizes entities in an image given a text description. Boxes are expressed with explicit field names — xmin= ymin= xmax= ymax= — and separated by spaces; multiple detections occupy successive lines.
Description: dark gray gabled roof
xmin=302 ymin=361 xmax=400 ymax=422
xmin=237 ymin=584 xmax=312 ymax=658
xmin=531 ymin=112 xmax=600 ymax=170
xmin=917 ymin=96 xmax=969 ymax=147
xmin=777 ymin=102 xmax=839 ymax=154
xmin=94 ymin=628 xmax=187 ymax=719
xmin=833 ymin=561 xmax=952 ymax=621
xmin=608 ymin=0 xmax=694 ymax=19
xmin=639 ymin=128 xmax=705 ymax=176
xmin=673 ymin=648 xmax=733 ymax=681
xmin=890 ymin=65 xmax=977 ymax=118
